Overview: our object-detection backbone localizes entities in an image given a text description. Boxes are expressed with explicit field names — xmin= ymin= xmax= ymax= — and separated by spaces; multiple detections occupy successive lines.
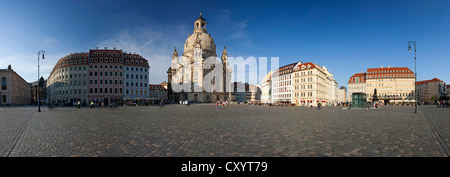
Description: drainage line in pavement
xmin=419 ymin=109 xmax=449 ymax=157
xmin=6 ymin=112 xmax=33 ymax=157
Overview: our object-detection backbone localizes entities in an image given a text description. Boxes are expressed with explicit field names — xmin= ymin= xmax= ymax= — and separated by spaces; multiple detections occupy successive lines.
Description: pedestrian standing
xmin=77 ymin=101 xmax=81 ymax=109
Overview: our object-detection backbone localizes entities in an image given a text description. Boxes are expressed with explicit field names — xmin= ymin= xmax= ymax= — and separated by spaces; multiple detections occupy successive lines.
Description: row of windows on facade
xmin=58 ymin=65 xmax=147 ymax=72
xmin=294 ymin=77 xmax=313 ymax=83
xmin=56 ymin=72 xmax=148 ymax=80
xmin=53 ymin=65 xmax=147 ymax=77
xmin=273 ymin=94 xmax=291 ymax=98
xmin=273 ymin=75 xmax=292 ymax=82
xmin=294 ymin=92 xmax=314 ymax=97
xmin=350 ymin=88 xmax=414 ymax=93
xmin=366 ymin=74 xmax=413 ymax=79
xmin=1 ymin=78 xmax=28 ymax=92
xmin=368 ymin=70 xmax=411 ymax=74
xmin=86 ymin=53 xmax=143 ymax=60
xmin=58 ymin=57 xmax=146 ymax=66
xmin=293 ymin=71 xmax=313 ymax=77
xmin=89 ymin=65 xmax=147 ymax=72
xmin=53 ymin=80 xmax=148 ymax=88
xmin=350 ymin=82 xmax=414 ymax=87
xmin=294 ymin=85 xmax=314 ymax=90
xmin=274 ymin=87 xmax=291 ymax=93
xmin=273 ymin=81 xmax=291 ymax=87
xmin=54 ymin=88 xmax=148 ymax=95
xmin=367 ymin=93 xmax=414 ymax=97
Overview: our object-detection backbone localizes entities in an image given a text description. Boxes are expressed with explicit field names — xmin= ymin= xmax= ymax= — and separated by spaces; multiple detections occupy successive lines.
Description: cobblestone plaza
xmin=0 ymin=104 xmax=448 ymax=157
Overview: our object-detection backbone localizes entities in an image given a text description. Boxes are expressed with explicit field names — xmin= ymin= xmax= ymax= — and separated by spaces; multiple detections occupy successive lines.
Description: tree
xmin=430 ymin=96 xmax=437 ymax=103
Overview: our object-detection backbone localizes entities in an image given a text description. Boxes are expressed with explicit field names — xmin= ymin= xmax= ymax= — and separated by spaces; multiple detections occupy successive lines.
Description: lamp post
xmin=37 ymin=50 xmax=45 ymax=112
xmin=408 ymin=41 xmax=417 ymax=113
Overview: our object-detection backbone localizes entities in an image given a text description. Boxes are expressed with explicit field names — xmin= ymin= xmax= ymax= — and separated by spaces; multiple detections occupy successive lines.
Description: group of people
xmin=216 ymin=100 xmax=230 ymax=109
xmin=88 ymin=101 xmax=117 ymax=109
xmin=437 ymin=100 xmax=449 ymax=108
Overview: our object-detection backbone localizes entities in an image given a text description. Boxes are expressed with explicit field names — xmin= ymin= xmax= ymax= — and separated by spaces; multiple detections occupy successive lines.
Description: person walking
xmin=77 ymin=101 xmax=81 ymax=109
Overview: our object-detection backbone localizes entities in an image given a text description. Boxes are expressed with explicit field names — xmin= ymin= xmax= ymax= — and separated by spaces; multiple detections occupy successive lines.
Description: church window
xmin=1 ymin=77 xmax=6 ymax=90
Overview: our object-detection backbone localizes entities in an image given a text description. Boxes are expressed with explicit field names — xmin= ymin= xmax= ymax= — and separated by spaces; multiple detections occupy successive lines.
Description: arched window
xmin=1 ymin=77 xmax=6 ymax=90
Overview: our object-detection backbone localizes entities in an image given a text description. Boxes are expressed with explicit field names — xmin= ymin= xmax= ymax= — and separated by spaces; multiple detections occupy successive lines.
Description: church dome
xmin=183 ymin=13 xmax=216 ymax=57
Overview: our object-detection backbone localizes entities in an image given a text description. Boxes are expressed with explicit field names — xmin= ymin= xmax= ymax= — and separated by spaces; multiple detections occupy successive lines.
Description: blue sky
xmin=0 ymin=0 xmax=449 ymax=87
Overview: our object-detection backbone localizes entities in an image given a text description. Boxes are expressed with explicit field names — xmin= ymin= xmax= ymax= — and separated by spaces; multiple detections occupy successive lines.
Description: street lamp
xmin=37 ymin=50 xmax=45 ymax=112
xmin=408 ymin=41 xmax=417 ymax=113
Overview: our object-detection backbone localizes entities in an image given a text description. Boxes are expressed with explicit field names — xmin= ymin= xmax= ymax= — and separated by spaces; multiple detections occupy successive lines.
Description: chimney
xmin=388 ymin=65 xmax=390 ymax=68
xmin=113 ymin=47 xmax=116 ymax=50
xmin=104 ymin=47 xmax=107 ymax=50
xmin=95 ymin=47 xmax=98 ymax=50
xmin=381 ymin=65 xmax=384 ymax=68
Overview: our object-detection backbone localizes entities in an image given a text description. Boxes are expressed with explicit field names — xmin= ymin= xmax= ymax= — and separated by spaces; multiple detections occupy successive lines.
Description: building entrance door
xmin=104 ymin=97 xmax=109 ymax=106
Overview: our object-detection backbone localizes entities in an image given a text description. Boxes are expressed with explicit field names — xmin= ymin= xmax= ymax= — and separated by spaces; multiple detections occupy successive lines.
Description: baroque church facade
xmin=167 ymin=13 xmax=231 ymax=103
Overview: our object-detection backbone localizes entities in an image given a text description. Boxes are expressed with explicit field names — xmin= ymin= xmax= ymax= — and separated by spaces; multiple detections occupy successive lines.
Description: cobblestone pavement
xmin=0 ymin=104 xmax=448 ymax=157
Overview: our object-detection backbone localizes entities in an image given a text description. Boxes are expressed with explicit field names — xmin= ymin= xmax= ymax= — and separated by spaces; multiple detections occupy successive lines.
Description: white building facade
xmin=272 ymin=62 xmax=297 ymax=104
xmin=261 ymin=71 xmax=273 ymax=104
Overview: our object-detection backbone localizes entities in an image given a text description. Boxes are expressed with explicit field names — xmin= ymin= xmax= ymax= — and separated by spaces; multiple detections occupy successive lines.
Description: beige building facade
xmin=247 ymin=84 xmax=261 ymax=102
xmin=292 ymin=62 xmax=338 ymax=106
xmin=416 ymin=78 xmax=446 ymax=104
xmin=338 ymin=86 xmax=347 ymax=103
xmin=348 ymin=73 xmax=366 ymax=103
xmin=366 ymin=66 xmax=415 ymax=104
xmin=348 ymin=66 xmax=416 ymax=104
xmin=0 ymin=65 xmax=31 ymax=105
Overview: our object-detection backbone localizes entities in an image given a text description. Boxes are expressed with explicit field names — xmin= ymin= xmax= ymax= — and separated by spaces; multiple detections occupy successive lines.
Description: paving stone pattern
xmin=0 ymin=104 xmax=448 ymax=157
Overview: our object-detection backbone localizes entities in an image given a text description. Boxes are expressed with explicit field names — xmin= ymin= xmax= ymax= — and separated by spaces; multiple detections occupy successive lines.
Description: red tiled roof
xmin=293 ymin=62 xmax=318 ymax=72
xmin=273 ymin=62 xmax=298 ymax=75
xmin=366 ymin=67 xmax=414 ymax=79
xmin=416 ymin=78 xmax=443 ymax=85
xmin=348 ymin=73 xmax=366 ymax=83
xmin=149 ymin=84 xmax=167 ymax=91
